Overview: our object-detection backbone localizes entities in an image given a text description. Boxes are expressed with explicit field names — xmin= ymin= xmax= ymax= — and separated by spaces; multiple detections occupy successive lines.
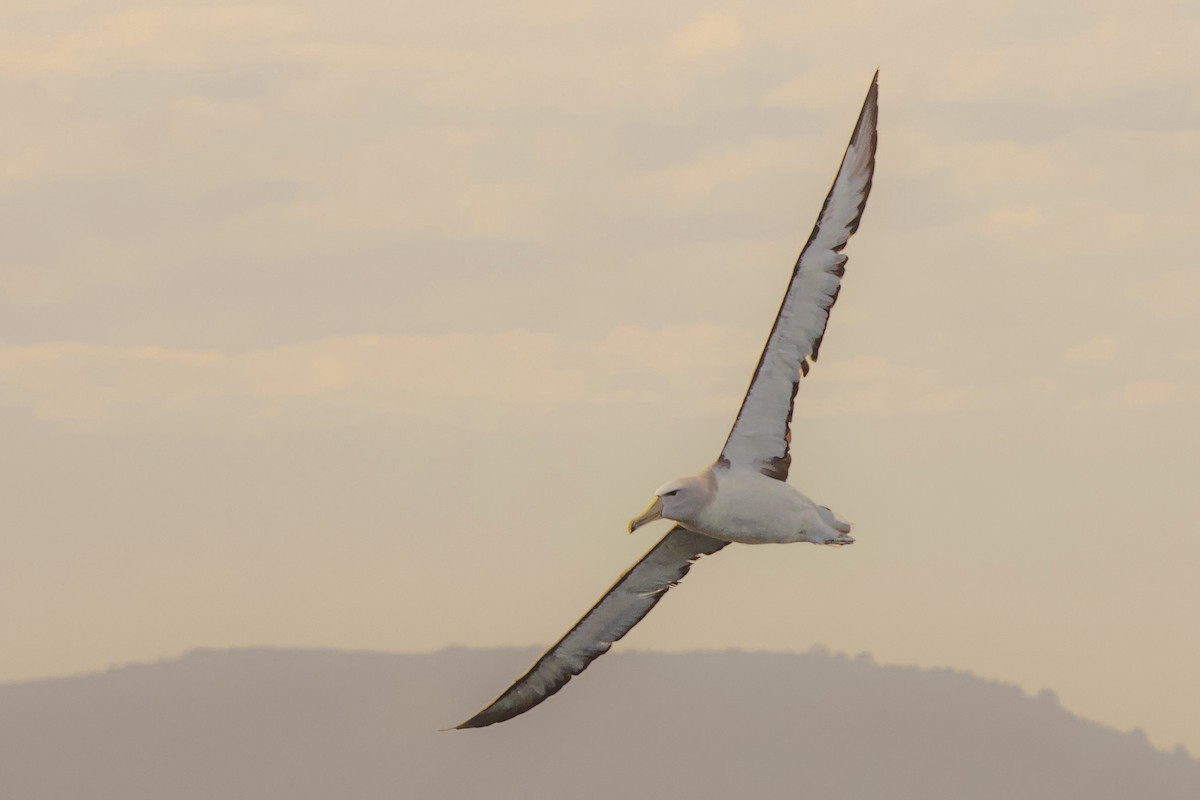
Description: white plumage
xmin=455 ymin=72 xmax=879 ymax=730
xmin=692 ymin=467 xmax=854 ymax=545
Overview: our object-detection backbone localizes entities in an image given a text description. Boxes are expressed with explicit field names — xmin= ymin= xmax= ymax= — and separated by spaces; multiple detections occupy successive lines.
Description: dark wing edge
xmin=453 ymin=526 xmax=729 ymax=729
xmin=718 ymin=71 xmax=879 ymax=482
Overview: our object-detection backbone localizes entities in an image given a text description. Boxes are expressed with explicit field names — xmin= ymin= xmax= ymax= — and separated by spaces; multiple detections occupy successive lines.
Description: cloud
xmin=803 ymin=356 xmax=987 ymax=417
xmin=0 ymin=329 xmax=729 ymax=426
xmin=1065 ymin=335 xmax=1117 ymax=364
xmin=763 ymin=65 xmax=877 ymax=109
xmin=0 ymin=266 xmax=93 ymax=308
xmin=1139 ymin=269 xmax=1200 ymax=319
xmin=667 ymin=13 xmax=744 ymax=57
xmin=0 ymin=328 xmax=987 ymax=428
xmin=1111 ymin=380 xmax=1188 ymax=408
xmin=0 ymin=5 xmax=311 ymax=74
xmin=980 ymin=206 xmax=1042 ymax=236
xmin=623 ymin=136 xmax=822 ymax=210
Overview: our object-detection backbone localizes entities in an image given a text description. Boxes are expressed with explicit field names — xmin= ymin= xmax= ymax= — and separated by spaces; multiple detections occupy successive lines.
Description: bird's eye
xmin=664 ymin=490 xmax=679 ymax=497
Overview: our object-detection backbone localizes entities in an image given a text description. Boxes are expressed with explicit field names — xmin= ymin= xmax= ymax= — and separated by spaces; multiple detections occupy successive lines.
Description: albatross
xmin=455 ymin=72 xmax=879 ymax=729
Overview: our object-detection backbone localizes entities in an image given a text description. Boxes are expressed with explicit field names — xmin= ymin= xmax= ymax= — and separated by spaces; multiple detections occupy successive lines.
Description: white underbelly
xmin=692 ymin=472 xmax=826 ymax=544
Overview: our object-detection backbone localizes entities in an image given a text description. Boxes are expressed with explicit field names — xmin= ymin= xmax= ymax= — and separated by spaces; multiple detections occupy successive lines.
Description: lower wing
xmin=454 ymin=526 xmax=728 ymax=729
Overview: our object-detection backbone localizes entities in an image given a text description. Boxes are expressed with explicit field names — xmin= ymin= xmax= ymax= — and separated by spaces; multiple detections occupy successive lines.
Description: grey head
xmin=627 ymin=471 xmax=716 ymax=534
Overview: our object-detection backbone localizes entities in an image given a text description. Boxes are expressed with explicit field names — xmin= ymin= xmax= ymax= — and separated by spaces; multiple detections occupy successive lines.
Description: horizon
xmin=8 ymin=644 xmax=1200 ymax=799
xmin=5 ymin=642 xmax=1194 ymax=759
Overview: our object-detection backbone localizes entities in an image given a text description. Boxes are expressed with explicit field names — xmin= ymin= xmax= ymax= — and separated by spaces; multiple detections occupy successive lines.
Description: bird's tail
xmin=818 ymin=506 xmax=852 ymax=534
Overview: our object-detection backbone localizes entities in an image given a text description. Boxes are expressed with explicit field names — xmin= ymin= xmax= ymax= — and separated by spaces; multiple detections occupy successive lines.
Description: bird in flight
xmin=455 ymin=72 xmax=878 ymax=729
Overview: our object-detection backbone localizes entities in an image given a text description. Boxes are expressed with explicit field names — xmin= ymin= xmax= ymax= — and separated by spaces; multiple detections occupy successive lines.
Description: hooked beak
xmin=627 ymin=497 xmax=664 ymax=534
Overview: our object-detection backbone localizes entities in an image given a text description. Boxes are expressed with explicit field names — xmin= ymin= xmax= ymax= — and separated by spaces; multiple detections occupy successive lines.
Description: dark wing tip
xmin=452 ymin=682 xmax=562 ymax=730
xmin=454 ymin=694 xmax=536 ymax=729
xmin=837 ymin=74 xmax=879 ymax=241
xmin=453 ymin=713 xmax=488 ymax=730
xmin=806 ymin=74 xmax=877 ymax=364
xmin=454 ymin=676 xmax=578 ymax=728
xmin=453 ymin=712 xmax=499 ymax=730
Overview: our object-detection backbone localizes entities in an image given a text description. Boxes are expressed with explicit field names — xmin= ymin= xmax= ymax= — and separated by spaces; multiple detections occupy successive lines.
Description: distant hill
xmin=2 ymin=647 xmax=1197 ymax=799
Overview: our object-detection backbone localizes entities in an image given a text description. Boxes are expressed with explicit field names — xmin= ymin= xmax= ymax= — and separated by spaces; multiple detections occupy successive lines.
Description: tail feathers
xmin=818 ymin=506 xmax=852 ymax=534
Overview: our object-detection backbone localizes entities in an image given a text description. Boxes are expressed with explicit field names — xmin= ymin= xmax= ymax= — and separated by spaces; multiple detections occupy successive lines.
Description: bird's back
xmin=690 ymin=466 xmax=827 ymax=544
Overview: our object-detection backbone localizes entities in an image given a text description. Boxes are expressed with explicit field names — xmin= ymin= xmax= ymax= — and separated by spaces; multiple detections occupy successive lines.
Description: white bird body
xmin=673 ymin=465 xmax=852 ymax=546
xmin=455 ymin=72 xmax=879 ymax=729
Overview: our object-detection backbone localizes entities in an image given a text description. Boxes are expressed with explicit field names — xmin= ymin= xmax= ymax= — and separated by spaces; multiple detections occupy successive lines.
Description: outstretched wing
xmin=455 ymin=527 xmax=728 ymax=729
xmin=719 ymin=72 xmax=879 ymax=481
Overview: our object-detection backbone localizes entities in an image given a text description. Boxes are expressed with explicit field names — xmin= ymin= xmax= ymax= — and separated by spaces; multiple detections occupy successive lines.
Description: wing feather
xmin=454 ymin=527 xmax=727 ymax=729
xmin=719 ymin=72 xmax=879 ymax=481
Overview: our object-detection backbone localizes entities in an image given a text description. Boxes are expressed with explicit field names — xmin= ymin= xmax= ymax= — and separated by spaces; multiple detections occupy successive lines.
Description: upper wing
xmin=454 ymin=526 xmax=728 ymax=729
xmin=719 ymin=72 xmax=879 ymax=481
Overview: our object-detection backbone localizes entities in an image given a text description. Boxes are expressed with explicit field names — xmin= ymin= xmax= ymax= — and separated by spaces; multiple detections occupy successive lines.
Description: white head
xmin=627 ymin=473 xmax=715 ymax=534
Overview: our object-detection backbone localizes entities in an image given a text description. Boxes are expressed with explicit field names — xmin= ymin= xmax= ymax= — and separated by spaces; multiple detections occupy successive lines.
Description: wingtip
xmin=447 ymin=715 xmax=485 ymax=731
xmin=850 ymin=70 xmax=879 ymax=145
xmin=451 ymin=706 xmax=509 ymax=730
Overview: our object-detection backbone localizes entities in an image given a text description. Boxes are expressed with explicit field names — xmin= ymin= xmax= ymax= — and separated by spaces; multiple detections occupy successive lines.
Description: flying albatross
xmin=455 ymin=72 xmax=879 ymax=729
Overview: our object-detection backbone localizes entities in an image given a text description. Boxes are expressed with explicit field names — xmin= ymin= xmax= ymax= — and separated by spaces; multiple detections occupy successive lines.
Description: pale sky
xmin=3 ymin=0 xmax=1199 ymax=753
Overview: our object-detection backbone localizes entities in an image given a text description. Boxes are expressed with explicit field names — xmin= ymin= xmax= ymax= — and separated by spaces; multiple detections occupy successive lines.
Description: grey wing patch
xmin=719 ymin=72 xmax=879 ymax=481
xmin=453 ymin=527 xmax=728 ymax=729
